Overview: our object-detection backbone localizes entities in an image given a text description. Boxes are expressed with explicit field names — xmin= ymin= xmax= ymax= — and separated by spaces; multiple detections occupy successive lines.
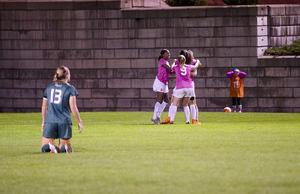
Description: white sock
xmin=169 ymin=105 xmax=177 ymax=122
xmin=183 ymin=106 xmax=190 ymax=123
xmin=190 ymin=105 xmax=196 ymax=120
xmin=153 ymin=102 xmax=160 ymax=119
xmin=168 ymin=103 xmax=173 ymax=117
xmin=196 ymin=106 xmax=199 ymax=120
xmin=157 ymin=101 xmax=167 ymax=119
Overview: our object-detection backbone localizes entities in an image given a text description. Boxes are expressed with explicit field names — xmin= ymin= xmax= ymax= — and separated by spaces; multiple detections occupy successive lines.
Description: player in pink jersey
xmin=151 ymin=49 xmax=173 ymax=124
xmin=167 ymin=55 xmax=200 ymax=124
xmin=161 ymin=50 xmax=201 ymax=124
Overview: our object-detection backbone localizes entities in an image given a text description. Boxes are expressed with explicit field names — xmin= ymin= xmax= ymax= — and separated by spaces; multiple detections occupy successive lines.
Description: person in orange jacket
xmin=227 ymin=68 xmax=246 ymax=113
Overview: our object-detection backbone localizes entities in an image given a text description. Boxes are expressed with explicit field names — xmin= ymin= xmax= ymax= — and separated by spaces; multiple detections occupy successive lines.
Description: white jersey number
xmin=180 ymin=67 xmax=187 ymax=76
xmin=233 ymin=81 xmax=240 ymax=88
xmin=50 ymin=89 xmax=62 ymax=104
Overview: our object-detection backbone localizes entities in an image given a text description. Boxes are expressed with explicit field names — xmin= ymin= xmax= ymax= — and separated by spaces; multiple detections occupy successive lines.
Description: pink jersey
xmin=156 ymin=58 xmax=170 ymax=85
xmin=172 ymin=64 xmax=195 ymax=89
xmin=175 ymin=59 xmax=197 ymax=82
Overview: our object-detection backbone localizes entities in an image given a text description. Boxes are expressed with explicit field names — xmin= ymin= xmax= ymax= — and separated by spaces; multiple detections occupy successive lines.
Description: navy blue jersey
xmin=43 ymin=83 xmax=78 ymax=124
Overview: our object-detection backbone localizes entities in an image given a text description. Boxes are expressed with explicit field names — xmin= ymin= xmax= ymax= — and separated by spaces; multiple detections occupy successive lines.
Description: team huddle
xmin=151 ymin=49 xmax=247 ymax=124
xmin=40 ymin=50 xmax=246 ymax=153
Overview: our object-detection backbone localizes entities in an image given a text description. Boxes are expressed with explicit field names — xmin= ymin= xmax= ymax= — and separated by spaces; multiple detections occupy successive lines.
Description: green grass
xmin=1 ymin=112 xmax=300 ymax=194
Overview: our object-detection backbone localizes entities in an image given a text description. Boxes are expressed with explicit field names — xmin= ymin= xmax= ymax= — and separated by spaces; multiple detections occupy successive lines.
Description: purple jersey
xmin=156 ymin=58 xmax=170 ymax=85
xmin=227 ymin=71 xmax=247 ymax=80
xmin=172 ymin=64 xmax=195 ymax=89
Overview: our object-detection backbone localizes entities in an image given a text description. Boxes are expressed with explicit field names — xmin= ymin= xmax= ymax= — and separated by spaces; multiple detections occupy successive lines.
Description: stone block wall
xmin=0 ymin=1 xmax=299 ymax=113
xmin=269 ymin=5 xmax=300 ymax=46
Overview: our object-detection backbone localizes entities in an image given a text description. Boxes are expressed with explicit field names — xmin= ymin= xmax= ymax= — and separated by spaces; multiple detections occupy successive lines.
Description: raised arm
xmin=194 ymin=59 xmax=202 ymax=69
xmin=227 ymin=71 xmax=234 ymax=79
xmin=69 ymin=96 xmax=83 ymax=134
xmin=239 ymin=71 xmax=247 ymax=79
xmin=191 ymin=67 xmax=197 ymax=77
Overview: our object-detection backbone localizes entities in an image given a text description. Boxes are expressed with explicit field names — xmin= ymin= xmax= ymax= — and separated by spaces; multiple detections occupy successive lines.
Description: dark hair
xmin=180 ymin=50 xmax=188 ymax=56
xmin=186 ymin=50 xmax=194 ymax=65
xmin=158 ymin=49 xmax=169 ymax=61
xmin=178 ymin=49 xmax=193 ymax=64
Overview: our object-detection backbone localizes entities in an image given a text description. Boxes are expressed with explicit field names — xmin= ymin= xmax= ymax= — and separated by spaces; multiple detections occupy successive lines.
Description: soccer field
xmin=0 ymin=111 xmax=300 ymax=194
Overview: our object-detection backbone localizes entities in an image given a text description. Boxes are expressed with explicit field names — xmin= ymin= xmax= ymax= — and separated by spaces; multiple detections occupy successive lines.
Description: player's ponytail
xmin=158 ymin=49 xmax=169 ymax=61
xmin=53 ymin=66 xmax=67 ymax=83
xmin=178 ymin=55 xmax=186 ymax=69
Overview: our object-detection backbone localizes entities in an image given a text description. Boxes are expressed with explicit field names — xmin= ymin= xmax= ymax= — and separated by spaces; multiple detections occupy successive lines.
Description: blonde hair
xmin=53 ymin=66 xmax=70 ymax=83
xmin=178 ymin=55 xmax=186 ymax=69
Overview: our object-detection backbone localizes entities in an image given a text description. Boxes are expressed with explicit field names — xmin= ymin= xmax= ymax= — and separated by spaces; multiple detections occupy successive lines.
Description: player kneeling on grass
xmin=167 ymin=55 xmax=200 ymax=124
xmin=41 ymin=66 xmax=83 ymax=153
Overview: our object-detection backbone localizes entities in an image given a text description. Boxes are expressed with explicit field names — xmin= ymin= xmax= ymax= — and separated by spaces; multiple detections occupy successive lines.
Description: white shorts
xmin=153 ymin=77 xmax=169 ymax=93
xmin=173 ymin=88 xmax=195 ymax=99
xmin=173 ymin=82 xmax=196 ymax=98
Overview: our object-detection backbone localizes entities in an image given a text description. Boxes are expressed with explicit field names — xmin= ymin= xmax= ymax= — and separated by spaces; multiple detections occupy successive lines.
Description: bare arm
xmin=191 ymin=67 xmax=197 ymax=77
xmin=69 ymin=96 xmax=83 ymax=133
xmin=190 ymin=60 xmax=201 ymax=77
xmin=41 ymin=98 xmax=48 ymax=131
xmin=194 ymin=59 xmax=202 ymax=69
xmin=163 ymin=64 xmax=173 ymax=72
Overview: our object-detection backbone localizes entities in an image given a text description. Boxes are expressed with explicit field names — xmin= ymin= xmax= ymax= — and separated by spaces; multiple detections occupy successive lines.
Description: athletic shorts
xmin=153 ymin=77 xmax=169 ymax=93
xmin=43 ymin=123 xmax=72 ymax=139
xmin=173 ymin=88 xmax=195 ymax=99
xmin=173 ymin=82 xmax=196 ymax=99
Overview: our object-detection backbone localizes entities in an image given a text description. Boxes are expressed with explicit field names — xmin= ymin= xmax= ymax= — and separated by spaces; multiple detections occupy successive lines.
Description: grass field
xmin=1 ymin=111 xmax=300 ymax=194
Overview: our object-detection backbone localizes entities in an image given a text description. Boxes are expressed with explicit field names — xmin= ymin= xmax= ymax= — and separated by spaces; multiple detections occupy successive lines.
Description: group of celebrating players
xmin=151 ymin=49 xmax=202 ymax=125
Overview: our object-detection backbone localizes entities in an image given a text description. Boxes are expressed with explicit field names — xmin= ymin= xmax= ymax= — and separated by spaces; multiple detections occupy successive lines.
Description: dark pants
xmin=232 ymin=97 xmax=242 ymax=106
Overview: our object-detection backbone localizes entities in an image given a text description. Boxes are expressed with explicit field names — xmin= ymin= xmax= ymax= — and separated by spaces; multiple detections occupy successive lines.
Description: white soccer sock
xmin=195 ymin=106 xmax=199 ymax=121
xmin=153 ymin=102 xmax=161 ymax=119
xmin=169 ymin=105 xmax=177 ymax=122
xmin=190 ymin=105 xmax=196 ymax=120
xmin=157 ymin=101 xmax=168 ymax=119
xmin=168 ymin=103 xmax=173 ymax=117
xmin=183 ymin=106 xmax=190 ymax=123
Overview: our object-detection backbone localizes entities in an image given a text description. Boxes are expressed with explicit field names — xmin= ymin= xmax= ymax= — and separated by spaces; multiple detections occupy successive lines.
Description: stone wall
xmin=269 ymin=5 xmax=300 ymax=47
xmin=0 ymin=1 xmax=299 ymax=113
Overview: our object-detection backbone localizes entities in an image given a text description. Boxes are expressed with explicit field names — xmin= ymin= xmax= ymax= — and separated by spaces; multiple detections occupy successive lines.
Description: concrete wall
xmin=0 ymin=1 xmax=299 ymax=113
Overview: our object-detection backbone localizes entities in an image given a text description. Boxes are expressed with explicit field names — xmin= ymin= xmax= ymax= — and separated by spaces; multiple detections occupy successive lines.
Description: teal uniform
xmin=43 ymin=83 xmax=78 ymax=139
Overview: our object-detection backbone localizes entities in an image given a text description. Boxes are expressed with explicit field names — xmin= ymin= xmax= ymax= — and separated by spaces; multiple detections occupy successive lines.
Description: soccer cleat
xmin=65 ymin=140 xmax=74 ymax=153
xmin=157 ymin=118 xmax=161 ymax=123
xmin=168 ymin=121 xmax=174 ymax=124
xmin=192 ymin=119 xmax=201 ymax=124
xmin=160 ymin=117 xmax=170 ymax=124
xmin=49 ymin=140 xmax=58 ymax=154
xmin=151 ymin=118 xmax=160 ymax=124
xmin=238 ymin=110 xmax=242 ymax=113
xmin=186 ymin=122 xmax=190 ymax=124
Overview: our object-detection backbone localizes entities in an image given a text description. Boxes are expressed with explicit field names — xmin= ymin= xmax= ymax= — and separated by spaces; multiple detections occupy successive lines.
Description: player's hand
xmin=78 ymin=122 xmax=83 ymax=134
xmin=41 ymin=123 xmax=45 ymax=131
